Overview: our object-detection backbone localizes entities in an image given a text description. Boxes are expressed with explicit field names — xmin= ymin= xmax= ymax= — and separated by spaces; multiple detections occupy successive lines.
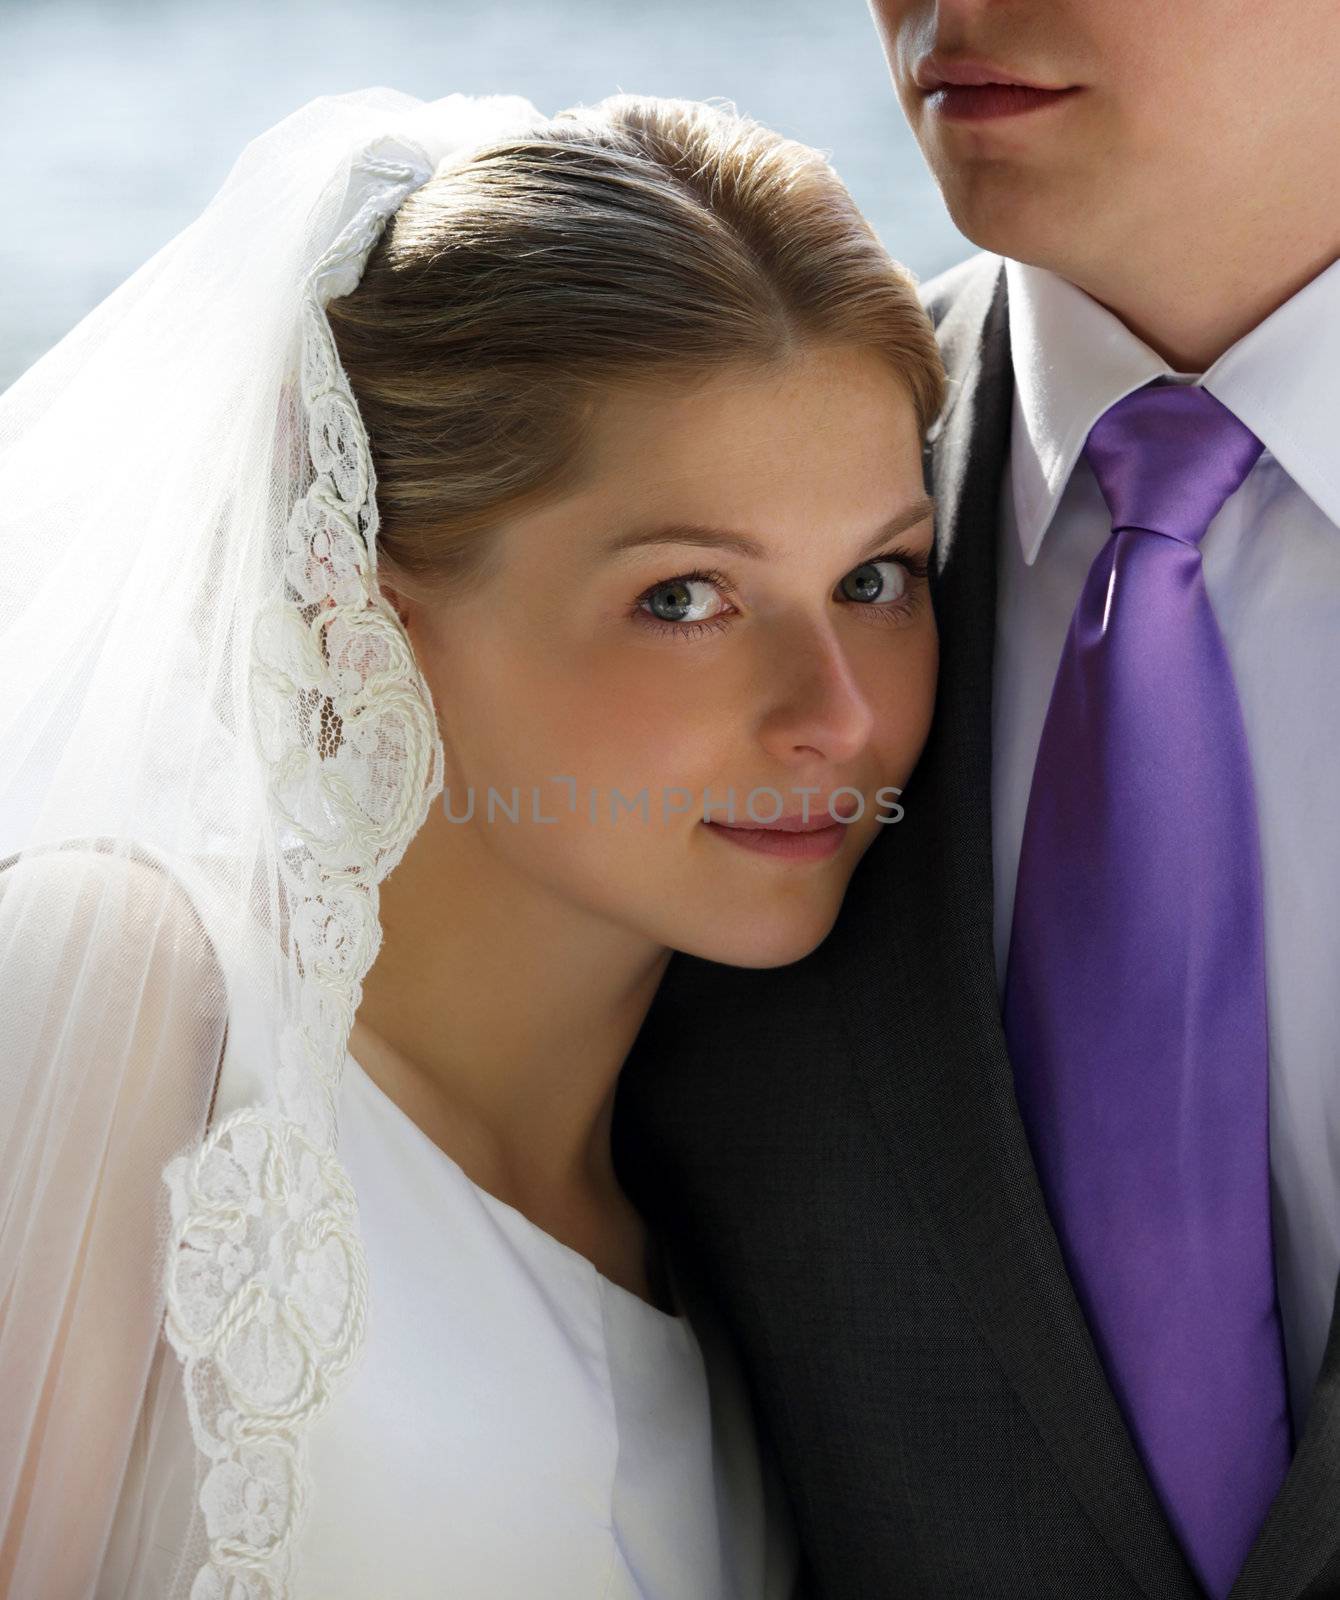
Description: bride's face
xmin=386 ymin=342 xmax=937 ymax=969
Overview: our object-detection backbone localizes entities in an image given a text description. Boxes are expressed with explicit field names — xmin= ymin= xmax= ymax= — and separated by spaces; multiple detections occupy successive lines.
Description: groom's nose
xmin=869 ymin=0 xmax=1048 ymax=72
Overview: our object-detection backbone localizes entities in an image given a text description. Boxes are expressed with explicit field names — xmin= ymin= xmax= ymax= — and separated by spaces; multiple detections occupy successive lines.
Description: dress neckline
xmin=344 ymin=1049 xmax=688 ymax=1329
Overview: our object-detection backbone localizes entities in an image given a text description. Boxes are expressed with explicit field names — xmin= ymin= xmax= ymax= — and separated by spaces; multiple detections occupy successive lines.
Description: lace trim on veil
xmin=159 ymin=146 xmax=445 ymax=1600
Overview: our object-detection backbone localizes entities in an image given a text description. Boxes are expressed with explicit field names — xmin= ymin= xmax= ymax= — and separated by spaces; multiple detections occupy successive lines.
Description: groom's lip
xmin=913 ymin=56 xmax=1073 ymax=93
xmin=928 ymin=83 xmax=1084 ymax=122
xmin=913 ymin=57 xmax=1083 ymax=122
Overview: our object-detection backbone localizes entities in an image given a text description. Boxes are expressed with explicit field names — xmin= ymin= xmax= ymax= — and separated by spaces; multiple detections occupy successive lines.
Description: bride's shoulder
xmin=0 ymin=835 xmax=229 ymax=1113
xmin=0 ymin=837 xmax=230 ymax=1592
xmin=0 ymin=835 xmax=226 ymax=984
xmin=2 ymin=832 xmax=204 ymax=905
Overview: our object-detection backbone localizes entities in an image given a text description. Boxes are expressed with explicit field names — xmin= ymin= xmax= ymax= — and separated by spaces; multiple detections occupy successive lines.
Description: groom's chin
xmin=931 ymin=161 xmax=1112 ymax=282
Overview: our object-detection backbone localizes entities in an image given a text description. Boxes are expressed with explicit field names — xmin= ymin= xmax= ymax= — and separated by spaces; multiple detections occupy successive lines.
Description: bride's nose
xmin=752 ymin=618 xmax=876 ymax=768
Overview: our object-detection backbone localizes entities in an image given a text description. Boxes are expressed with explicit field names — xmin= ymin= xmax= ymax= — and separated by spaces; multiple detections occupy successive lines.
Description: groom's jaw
xmin=875 ymin=0 xmax=1340 ymax=369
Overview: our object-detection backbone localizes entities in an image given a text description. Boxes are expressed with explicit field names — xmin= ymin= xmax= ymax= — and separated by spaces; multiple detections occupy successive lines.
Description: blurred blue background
xmin=0 ymin=0 xmax=974 ymax=389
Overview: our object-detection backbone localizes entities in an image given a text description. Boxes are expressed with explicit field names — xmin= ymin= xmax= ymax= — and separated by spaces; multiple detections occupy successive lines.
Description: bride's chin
xmin=670 ymin=901 xmax=846 ymax=973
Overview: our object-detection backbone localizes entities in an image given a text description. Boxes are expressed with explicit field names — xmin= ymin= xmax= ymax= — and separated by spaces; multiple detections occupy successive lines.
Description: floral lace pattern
xmin=162 ymin=145 xmax=446 ymax=1600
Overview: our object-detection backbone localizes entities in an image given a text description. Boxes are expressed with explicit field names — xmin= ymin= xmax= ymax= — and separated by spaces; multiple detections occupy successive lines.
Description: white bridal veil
xmin=0 ymin=87 xmax=541 ymax=1597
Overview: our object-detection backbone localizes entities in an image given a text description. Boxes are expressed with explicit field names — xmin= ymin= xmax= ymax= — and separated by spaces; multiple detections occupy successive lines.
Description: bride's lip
xmin=701 ymin=819 xmax=850 ymax=861
xmin=717 ymin=804 xmax=857 ymax=833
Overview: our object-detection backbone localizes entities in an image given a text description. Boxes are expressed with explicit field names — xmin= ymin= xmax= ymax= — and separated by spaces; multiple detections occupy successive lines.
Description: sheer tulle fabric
xmin=0 ymin=89 xmax=540 ymax=1598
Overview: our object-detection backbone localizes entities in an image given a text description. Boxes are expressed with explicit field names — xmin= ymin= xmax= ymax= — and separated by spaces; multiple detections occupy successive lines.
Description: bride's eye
xmin=634 ymin=569 xmax=735 ymax=639
xmin=630 ymin=548 xmax=930 ymax=641
xmin=836 ymin=550 xmax=930 ymax=622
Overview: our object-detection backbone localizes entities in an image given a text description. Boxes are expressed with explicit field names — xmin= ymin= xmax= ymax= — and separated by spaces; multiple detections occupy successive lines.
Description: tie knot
xmin=1082 ymin=382 xmax=1264 ymax=546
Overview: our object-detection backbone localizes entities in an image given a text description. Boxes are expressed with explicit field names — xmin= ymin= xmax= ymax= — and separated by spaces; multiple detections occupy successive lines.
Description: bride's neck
xmin=349 ymin=808 xmax=671 ymax=1208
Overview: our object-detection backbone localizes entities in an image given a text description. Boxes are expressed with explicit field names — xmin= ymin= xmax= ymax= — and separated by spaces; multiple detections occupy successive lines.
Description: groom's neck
xmin=1044 ymin=206 xmax=1340 ymax=373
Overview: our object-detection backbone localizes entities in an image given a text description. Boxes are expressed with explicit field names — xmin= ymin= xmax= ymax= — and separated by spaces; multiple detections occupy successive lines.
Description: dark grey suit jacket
xmin=611 ymin=252 xmax=1340 ymax=1599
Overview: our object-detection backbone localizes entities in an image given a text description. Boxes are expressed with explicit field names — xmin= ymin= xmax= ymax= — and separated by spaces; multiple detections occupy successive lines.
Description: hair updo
xmin=324 ymin=93 xmax=947 ymax=600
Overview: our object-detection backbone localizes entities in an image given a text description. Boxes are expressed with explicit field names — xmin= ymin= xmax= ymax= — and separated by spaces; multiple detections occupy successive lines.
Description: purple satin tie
xmin=1002 ymin=381 xmax=1292 ymax=1597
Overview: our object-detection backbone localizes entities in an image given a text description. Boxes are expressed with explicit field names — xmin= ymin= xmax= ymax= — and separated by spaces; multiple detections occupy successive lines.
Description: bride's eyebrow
xmin=599 ymin=494 xmax=936 ymax=564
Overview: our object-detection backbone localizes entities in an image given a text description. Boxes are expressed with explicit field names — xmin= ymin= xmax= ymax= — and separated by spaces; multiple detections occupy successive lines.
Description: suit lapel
xmin=1230 ymin=1251 xmax=1340 ymax=1592
xmin=824 ymin=256 xmax=1203 ymax=1600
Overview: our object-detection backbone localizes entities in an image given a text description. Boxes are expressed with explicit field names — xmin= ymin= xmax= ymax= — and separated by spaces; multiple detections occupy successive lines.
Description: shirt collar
xmin=1005 ymin=254 xmax=1340 ymax=564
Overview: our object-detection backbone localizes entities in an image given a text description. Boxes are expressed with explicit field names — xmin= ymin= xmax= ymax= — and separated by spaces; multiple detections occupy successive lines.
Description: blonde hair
xmin=325 ymin=93 xmax=946 ymax=598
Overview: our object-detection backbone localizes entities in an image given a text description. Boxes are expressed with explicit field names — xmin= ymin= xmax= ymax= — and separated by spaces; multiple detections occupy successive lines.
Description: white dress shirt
xmin=992 ymin=253 xmax=1340 ymax=1437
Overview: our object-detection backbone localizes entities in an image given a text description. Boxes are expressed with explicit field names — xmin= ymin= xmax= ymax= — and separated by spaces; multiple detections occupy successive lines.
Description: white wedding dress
xmin=98 ymin=943 xmax=801 ymax=1599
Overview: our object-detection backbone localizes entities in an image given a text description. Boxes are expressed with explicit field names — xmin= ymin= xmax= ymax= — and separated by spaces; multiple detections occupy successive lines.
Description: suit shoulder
xmin=917 ymin=252 xmax=1005 ymax=330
